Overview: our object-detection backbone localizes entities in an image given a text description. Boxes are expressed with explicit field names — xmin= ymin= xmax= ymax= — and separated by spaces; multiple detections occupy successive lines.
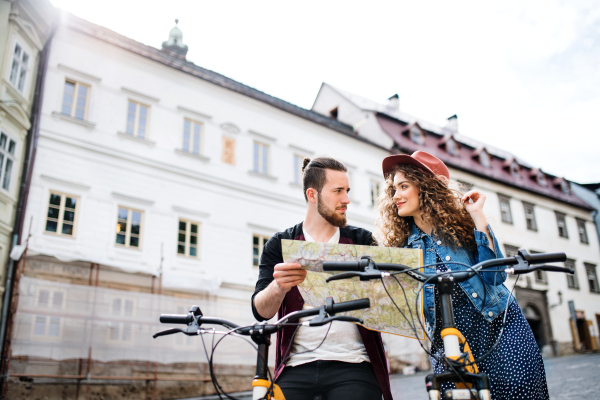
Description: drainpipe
xmin=0 ymin=17 xmax=58 ymax=389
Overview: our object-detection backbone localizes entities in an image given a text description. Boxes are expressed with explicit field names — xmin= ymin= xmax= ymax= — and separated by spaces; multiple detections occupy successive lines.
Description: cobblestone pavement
xmin=390 ymin=353 xmax=600 ymax=399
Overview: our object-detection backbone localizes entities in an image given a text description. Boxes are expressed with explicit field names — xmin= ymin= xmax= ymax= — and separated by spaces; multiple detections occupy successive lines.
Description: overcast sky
xmin=50 ymin=0 xmax=599 ymax=184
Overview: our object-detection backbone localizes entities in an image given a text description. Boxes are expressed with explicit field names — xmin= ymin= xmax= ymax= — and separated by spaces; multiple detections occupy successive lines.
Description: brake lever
xmin=153 ymin=328 xmax=187 ymax=338
xmin=309 ymin=315 xmax=363 ymax=326
xmin=326 ymin=272 xmax=360 ymax=282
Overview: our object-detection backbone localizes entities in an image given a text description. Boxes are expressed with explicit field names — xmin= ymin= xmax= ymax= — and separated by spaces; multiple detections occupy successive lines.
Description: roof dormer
xmin=502 ymin=157 xmax=521 ymax=179
xmin=404 ymin=123 xmax=425 ymax=145
xmin=473 ymin=147 xmax=491 ymax=168
xmin=529 ymin=168 xmax=548 ymax=187
xmin=553 ymin=177 xmax=571 ymax=195
xmin=439 ymin=134 xmax=460 ymax=157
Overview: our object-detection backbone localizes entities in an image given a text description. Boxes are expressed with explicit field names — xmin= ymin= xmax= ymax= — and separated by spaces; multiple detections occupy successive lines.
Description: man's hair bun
xmin=302 ymin=158 xmax=311 ymax=172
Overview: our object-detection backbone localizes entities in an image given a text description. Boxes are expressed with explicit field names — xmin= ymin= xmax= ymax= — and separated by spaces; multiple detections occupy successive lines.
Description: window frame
xmin=177 ymin=219 xmax=200 ymax=258
xmin=182 ymin=118 xmax=204 ymax=155
xmin=522 ymin=202 xmax=537 ymax=231
xmin=252 ymin=234 xmax=269 ymax=268
xmin=498 ymin=194 xmax=513 ymax=224
xmin=107 ymin=296 xmax=136 ymax=344
xmin=555 ymin=211 xmax=569 ymax=239
xmin=585 ymin=263 xmax=599 ymax=294
xmin=115 ymin=206 xmax=144 ymax=249
xmin=576 ymin=218 xmax=589 ymax=244
xmin=125 ymin=99 xmax=150 ymax=139
xmin=31 ymin=287 xmax=66 ymax=340
xmin=253 ymin=141 xmax=270 ymax=175
xmin=44 ymin=191 xmax=80 ymax=238
xmin=409 ymin=125 xmax=425 ymax=145
xmin=370 ymin=179 xmax=382 ymax=207
xmin=8 ymin=40 xmax=30 ymax=93
xmin=61 ymin=80 xmax=91 ymax=121
xmin=530 ymin=251 xmax=547 ymax=284
xmin=0 ymin=131 xmax=17 ymax=193
xmin=293 ymin=154 xmax=304 ymax=185
xmin=565 ymin=258 xmax=579 ymax=289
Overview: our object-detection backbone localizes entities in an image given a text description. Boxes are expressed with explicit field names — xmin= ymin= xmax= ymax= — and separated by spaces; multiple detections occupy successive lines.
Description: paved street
xmin=390 ymin=353 xmax=600 ymax=399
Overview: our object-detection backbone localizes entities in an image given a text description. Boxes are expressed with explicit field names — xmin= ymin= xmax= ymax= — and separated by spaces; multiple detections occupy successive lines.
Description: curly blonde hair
xmin=377 ymin=164 xmax=476 ymax=250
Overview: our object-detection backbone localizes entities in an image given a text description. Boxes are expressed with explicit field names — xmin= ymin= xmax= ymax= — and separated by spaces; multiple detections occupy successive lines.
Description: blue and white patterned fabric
xmin=424 ymin=233 xmax=549 ymax=399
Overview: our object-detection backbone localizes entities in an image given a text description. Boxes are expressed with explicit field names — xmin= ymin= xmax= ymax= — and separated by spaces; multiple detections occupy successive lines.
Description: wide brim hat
xmin=382 ymin=150 xmax=450 ymax=180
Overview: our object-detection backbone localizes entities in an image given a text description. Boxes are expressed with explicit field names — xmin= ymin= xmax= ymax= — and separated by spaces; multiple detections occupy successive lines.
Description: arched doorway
xmin=522 ymin=303 xmax=544 ymax=349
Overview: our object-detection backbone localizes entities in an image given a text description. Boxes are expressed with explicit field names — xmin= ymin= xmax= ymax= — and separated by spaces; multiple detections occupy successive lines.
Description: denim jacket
xmin=404 ymin=222 xmax=513 ymax=333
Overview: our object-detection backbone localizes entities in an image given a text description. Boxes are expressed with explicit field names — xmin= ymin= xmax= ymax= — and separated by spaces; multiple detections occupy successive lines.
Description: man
xmin=252 ymin=157 xmax=392 ymax=400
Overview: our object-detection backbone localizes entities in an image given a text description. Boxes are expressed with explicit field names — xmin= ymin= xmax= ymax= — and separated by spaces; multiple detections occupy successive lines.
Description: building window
xmin=510 ymin=161 xmax=520 ymax=178
xmin=585 ymin=263 xmax=599 ymax=294
xmin=370 ymin=180 xmax=381 ymax=207
xmin=222 ymin=136 xmax=236 ymax=165
xmin=9 ymin=42 xmax=29 ymax=92
xmin=479 ymin=150 xmax=491 ymax=168
xmin=293 ymin=155 xmax=304 ymax=185
xmin=530 ymin=251 xmax=547 ymax=283
xmin=576 ymin=218 xmax=589 ymax=244
xmin=61 ymin=80 xmax=90 ymax=120
xmin=253 ymin=142 xmax=269 ymax=175
xmin=566 ymin=259 xmax=578 ymax=289
xmin=410 ymin=125 xmax=424 ymax=144
xmin=560 ymin=180 xmax=570 ymax=195
xmin=523 ymin=202 xmax=537 ymax=231
xmin=555 ymin=211 xmax=568 ymax=238
xmin=446 ymin=137 xmax=459 ymax=157
xmin=115 ymin=207 xmax=142 ymax=248
xmin=45 ymin=192 xmax=78 ymax=236
xmin=183 ymin=118 xmax=202 ymax=155
xmin=329 ymin=107 xmax=338 ymax=119
xmin=108 ymin=298 xmax=134 ymax=342
xmin=33 ymin=289 xmax=64 ymax=338
xmin=457 ymin=180 xmax=473 ymax=192
xmin=253 ymin=234 xmax=269 ymax=268
xmin=125 ymin=100 xmax=149 ymax=139
xmin=177 ymin=219 xmax=199 ymax=257
xmin=0 ymin=132 xmax=16 ymax=192
xmin=498 ymin=195 xmax=512 ymax=224
xmin=537 ymin=171 xmax=547 ymax=187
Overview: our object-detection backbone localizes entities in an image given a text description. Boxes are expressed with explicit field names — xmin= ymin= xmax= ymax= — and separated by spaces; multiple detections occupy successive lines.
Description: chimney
xmin=445 ymin=114 xmax=458 ymax=132
xmin=387 ymin=94 xmax=399 ymax=110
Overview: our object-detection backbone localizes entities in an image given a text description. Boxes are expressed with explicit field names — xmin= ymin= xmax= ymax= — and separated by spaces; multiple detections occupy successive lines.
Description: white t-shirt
xmin=285 ymin=227 xmax=370 ymax=367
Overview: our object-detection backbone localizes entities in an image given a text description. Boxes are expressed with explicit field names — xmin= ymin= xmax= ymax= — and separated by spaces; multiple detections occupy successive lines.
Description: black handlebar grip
xmin=331 ymin=298 xmax=371 ymax=314
xmin=322 ymin=261 xmax=362 ymax=272
xmin=527 ymin=252 xmax=567 ymax=264
xmin=160 ymin=314 xmax=193 ymax=324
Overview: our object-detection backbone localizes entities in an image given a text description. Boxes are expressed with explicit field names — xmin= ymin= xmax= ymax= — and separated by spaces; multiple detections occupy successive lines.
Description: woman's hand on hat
xmin=462 ymin=190 xmax=486 ymax=218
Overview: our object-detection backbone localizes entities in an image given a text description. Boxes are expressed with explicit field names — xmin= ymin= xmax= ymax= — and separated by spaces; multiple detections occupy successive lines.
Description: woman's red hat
xmin=382 ymin=151 xmax=450 ymax=180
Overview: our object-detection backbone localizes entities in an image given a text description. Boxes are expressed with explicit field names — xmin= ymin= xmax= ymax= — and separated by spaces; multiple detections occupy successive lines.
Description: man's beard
xmin=317 ymin=195 xmax=347 ymax=228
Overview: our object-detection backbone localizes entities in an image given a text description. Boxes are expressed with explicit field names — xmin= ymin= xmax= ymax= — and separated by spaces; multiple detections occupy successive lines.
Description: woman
xmin=377 ymin=150 xmax=548 ymax=399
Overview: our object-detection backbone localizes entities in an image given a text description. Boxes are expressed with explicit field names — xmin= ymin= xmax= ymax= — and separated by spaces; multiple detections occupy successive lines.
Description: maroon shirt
xmin=251 ymin=223 xmax=393 ymax=400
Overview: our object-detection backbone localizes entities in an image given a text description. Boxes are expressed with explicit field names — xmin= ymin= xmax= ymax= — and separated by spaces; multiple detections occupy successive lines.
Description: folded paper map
xmin=281 ymin=239 xmax=424 ymax=339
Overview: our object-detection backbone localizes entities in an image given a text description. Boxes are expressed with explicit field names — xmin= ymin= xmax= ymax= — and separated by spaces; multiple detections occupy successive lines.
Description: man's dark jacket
xmin=251 ymin=222 xmax=393 ymax=400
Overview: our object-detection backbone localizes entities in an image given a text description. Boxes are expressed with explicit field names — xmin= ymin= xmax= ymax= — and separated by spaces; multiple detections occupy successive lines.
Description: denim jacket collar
xmin=406 ymin=220 xmax=426 ymax=246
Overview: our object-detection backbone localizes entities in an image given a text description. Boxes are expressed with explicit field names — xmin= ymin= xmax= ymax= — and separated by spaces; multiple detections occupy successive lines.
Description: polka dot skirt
xmin=429 ymin=253 xmax=549 ymax=400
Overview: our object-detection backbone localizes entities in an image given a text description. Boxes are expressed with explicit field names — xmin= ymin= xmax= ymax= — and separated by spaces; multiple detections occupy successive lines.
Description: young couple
xmin=252 ymin=152 xmax=548 ymax=400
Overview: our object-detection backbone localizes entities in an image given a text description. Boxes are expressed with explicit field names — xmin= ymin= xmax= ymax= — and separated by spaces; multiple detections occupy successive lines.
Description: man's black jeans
xmin=276 ymin=360 xmax=382 ymax=400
